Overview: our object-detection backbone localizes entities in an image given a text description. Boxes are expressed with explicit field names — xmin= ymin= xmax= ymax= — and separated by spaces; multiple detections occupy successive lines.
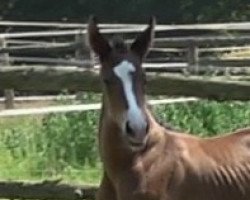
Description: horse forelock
xmin=110 ymin=36 xmax=128 ymax=53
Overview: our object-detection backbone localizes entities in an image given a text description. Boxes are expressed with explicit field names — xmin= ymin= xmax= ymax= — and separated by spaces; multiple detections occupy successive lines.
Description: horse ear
xmin=130 ymin=16 xmax=155 ymax=59
xmin=87 ymin=16 xmax=111 ymax=57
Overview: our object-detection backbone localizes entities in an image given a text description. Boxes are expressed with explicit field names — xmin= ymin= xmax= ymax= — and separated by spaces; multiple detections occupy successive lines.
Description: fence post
xmin=0 ymin=38 xmax=14 ymax=109
xmin=187 ymin=42 xmax=199 ymax=74
xmin=75 ymin=30 xmax=94 ymax=68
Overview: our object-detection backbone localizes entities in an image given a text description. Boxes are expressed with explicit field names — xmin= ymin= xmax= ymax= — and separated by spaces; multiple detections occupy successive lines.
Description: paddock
xmin=0 ymin=20 xmax=250 ymax=200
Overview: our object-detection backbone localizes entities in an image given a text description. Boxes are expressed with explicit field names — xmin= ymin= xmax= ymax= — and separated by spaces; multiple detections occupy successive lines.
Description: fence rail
xmin=0 ymin=66 xmax=250 ymax=100
xmin=0 ymin=98 xmax=199 ymax=117
xmin=1 ymin=20 xmax=250 ymax=30
xmin=0 ymin=95 xmax=76 ymax=102
xmin=0 ymin=180 xmax=97 ymax=200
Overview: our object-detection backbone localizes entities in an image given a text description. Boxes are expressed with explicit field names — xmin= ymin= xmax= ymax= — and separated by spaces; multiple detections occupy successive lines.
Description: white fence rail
xmin=0 ymin=98 xmax=199 ymax=117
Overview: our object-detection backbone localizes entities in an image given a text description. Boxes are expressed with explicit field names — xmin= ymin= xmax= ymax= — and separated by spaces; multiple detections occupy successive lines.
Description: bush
xmin=153 ymin=100 xmax=250 ymax=137
xmin=40 ymin=111 xmax=99 ymax=169
xmin=0 ymin=110 xmax=99 ymax=179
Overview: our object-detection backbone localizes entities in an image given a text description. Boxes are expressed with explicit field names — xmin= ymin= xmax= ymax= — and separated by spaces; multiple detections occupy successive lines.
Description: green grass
xmin=0 ymin=99 xmax=249 ymax=184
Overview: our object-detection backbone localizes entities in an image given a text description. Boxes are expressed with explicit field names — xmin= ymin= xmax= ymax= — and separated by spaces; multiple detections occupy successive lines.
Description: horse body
xmin=100 ymin=117 xmax=250 ymax=200
xmin=87 ymin=16 xmax=250 ymax=200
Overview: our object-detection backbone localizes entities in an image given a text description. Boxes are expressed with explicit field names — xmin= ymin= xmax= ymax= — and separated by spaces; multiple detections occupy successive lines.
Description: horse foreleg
xmin=96 ymin=173 xmax=117 ymax=200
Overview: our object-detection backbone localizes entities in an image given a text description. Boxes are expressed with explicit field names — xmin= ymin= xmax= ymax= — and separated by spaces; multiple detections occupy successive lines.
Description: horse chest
xmin=124 ymin=155 xmax=176 ymax=200
xmin=116 ymin=171 xmax=172 ymax=200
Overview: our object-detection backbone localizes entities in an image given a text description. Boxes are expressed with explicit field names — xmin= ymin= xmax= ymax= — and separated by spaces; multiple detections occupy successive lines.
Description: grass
xmin=0 ymin=112 xmax=101 ymax=184
xmin=0 ymin=98 xmax=249 ymax=184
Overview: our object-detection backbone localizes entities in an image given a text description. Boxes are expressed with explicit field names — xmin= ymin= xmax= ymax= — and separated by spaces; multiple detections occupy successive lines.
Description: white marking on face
xmin=113 ymin=60 xmax=147 ymax=134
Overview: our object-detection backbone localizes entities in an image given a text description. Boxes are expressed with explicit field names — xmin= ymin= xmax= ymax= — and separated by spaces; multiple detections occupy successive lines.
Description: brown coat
xmin=98 ymin=110 xmax=250 ymax=200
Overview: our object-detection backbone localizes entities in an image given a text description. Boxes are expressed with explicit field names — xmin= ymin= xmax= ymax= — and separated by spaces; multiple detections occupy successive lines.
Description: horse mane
xmin=146 ymin=104 xmax=179 ymax=132
xmin=158 ymin=120 xmax=178 ymax=131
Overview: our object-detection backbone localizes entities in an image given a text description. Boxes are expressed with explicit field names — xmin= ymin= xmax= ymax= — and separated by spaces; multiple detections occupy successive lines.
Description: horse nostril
xmin=126 ymin=121 xmax=135 ymax=136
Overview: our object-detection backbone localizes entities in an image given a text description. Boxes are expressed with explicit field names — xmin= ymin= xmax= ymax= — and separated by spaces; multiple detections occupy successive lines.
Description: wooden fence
xmin=0 ymin=180 xmax=97 ymax=200
xmin=0 ymin=21 xmax=250 ymax=108
xmin=0 ymin=21 xmax=250 ymax=107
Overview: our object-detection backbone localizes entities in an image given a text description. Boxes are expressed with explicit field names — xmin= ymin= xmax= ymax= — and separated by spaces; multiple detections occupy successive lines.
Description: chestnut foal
xmin=88 ymin=16 xmax=250 ymax=200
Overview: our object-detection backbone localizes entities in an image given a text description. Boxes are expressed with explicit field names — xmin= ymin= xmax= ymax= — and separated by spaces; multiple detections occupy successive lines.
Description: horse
xmin=87 ymin=16 xmax=250 ymax=200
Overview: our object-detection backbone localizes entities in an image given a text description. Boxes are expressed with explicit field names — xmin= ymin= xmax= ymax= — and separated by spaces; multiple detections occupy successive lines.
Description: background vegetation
xmin=0 ymin=95 xmax=249 ymax=184
xmin=0 ymin=0 xmax=249 ymax=23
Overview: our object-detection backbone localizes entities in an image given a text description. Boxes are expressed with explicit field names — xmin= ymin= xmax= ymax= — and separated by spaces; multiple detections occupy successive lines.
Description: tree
xmin=0 ymin=0 xmax=249 ymax=23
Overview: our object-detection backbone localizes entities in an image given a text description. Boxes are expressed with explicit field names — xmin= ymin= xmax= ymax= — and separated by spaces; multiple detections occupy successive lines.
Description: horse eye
xmin=129 ymin=71 xmax=135 ymax=76
xmin=103 ymin=76 xmax=116 ymax=85
xmin=103 ymin=78 xmax=111 ymax=85
xmin=142 ymin=74 xmax=147 ymax=85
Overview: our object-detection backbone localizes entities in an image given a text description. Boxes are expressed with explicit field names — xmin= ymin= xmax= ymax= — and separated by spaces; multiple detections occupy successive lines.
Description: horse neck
xmin=98 ymin=97 xmax=132 ymax=169
xmin=99 ymin=96 xmax=176 ymax=178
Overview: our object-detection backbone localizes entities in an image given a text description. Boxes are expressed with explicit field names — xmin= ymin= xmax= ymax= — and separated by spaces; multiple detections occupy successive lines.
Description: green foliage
xmin=0 ymin=0 xmax=249 ymax=23
xmin=153 ymin=101 xmax=250 ymax=137
xmin=40 ymin=111 xmax=99 ymax=169
xmin=0 ymin=98 xmax=249 ymax=183
xmin=0 ymin=111 xmax=100 ymax=183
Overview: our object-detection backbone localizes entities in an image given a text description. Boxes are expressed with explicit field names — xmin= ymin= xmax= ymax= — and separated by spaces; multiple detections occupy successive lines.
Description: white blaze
xmin=113 ymin=60 xmax=147 ymax=132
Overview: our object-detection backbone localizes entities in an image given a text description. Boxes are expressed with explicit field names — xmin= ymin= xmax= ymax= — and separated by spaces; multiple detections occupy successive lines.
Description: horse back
xmin=170 ymin=127 xmax=250 ymax=200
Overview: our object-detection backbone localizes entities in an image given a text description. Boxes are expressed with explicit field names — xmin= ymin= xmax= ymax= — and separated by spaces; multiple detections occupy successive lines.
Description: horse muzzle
xmin=125 ymin=120 xmax=149 ymax=150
